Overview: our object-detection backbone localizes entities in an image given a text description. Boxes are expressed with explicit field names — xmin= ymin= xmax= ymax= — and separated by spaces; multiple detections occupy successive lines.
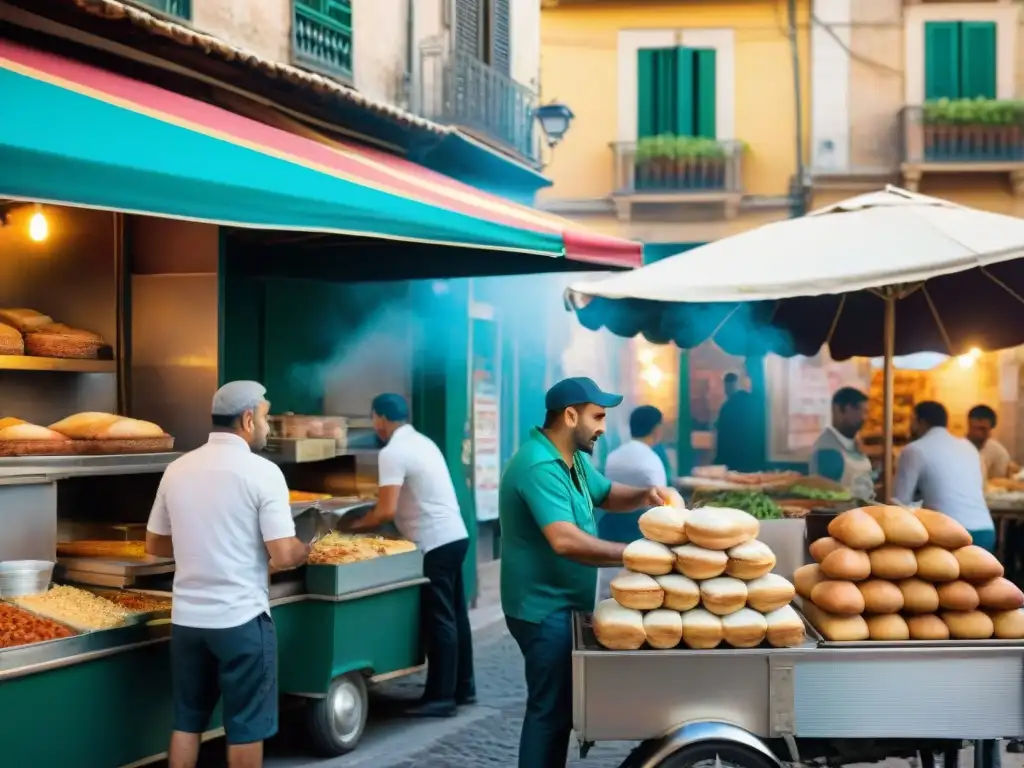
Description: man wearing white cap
xmin=146 ymin=381 xmax=311 ymax=768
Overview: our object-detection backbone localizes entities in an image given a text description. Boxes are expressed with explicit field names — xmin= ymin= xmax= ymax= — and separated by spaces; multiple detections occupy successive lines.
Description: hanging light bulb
xmin=28 ymin=205 xmax=48 ymax=242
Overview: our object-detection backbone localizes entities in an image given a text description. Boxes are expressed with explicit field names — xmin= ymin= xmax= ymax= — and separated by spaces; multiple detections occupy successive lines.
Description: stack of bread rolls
xmin=592 ymin=504 xmax=805 ymax=651
xmin=797 ymin=506 xmax=1024 ymax=642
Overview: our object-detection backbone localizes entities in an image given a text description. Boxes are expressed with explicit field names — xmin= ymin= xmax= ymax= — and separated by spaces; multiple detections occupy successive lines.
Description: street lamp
xmin=534 ymin=101 xmax=575 ymax=149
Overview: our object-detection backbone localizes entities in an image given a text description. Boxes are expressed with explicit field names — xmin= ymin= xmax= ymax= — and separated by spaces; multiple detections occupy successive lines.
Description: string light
xmin=28 ymin=205 xmax=48 ymax=242
xmin=957 ymin=347 xmax=982 ymax=370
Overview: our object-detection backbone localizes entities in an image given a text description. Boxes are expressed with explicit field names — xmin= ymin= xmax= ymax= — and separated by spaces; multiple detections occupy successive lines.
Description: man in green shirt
xmin=500 ymin=377 xmax=669 ymax=768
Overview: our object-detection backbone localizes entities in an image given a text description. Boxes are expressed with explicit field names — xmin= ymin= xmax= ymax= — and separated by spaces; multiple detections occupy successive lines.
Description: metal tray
xmin=56 ymin=555 xmax=175 ymax=588
xmin=816 ymin=636 xmax=1024 ymax=649
xmin=84 ymin=587 xmax=172 ymax=623
xmin=305 ymin=549 xmax=424 ymax=597
xmin=0 ymin=621 xmax=151 ymax=676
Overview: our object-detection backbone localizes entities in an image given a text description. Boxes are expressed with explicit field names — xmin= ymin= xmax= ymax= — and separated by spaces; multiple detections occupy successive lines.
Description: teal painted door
xmin=636 ymin=47 xmax=716 ymax=138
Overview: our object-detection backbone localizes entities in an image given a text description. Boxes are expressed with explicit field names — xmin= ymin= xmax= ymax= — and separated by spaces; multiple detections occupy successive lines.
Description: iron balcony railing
xmin=135 ymin=0 xmax=190 ymax=18
xmin=419 ymin=47 xmax=538 ymax=164
xmin=292 ymin=0 xmax=353 ymax=82
xmin=901 ymin=103 xmax=1024 ymax=164
xmin=611 ymin=138 xmax=744 ymax=195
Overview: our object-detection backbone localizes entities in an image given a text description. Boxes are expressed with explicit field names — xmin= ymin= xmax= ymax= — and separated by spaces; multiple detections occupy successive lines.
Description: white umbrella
xmin=566 ymin=186 xmax=1024 ymax=498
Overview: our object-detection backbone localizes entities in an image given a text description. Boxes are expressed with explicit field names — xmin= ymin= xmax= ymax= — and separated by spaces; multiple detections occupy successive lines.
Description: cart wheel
xmin=306 ymin=672 xmax=369 ymax=756
xmin=655 ymin=739 xmax=780 ymax=768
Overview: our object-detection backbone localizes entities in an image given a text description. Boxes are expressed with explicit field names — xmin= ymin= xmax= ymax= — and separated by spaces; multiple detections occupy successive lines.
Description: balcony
xmin=418 ymin=48 xmax=538 ymax=165
xmin=292 ymin=0 xmax=353 ymax=83
xmin=610 ymin=136 xmax=745 ymax=221
xmin=900 ymin=101 xmax=1024 ymax=195
xmin=134 ymin=0 xmax=190 ymax=18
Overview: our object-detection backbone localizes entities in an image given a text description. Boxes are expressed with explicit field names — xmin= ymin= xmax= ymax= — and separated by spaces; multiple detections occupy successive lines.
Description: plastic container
xmin=269 ymin=414 xmax=347 ymax=452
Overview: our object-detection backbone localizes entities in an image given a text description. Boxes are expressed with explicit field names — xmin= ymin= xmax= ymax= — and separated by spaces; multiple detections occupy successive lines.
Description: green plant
xmin=922 ymin=97 xmax=1024 ymax=126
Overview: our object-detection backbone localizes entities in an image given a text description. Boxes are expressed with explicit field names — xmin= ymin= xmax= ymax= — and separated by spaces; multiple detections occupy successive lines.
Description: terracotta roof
xmin=70 ymin=0 xmax=450 ymax=134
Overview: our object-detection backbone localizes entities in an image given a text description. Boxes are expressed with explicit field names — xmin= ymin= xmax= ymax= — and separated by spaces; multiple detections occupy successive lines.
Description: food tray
xmin=305 ymin=549 xmax=424 ymax=597
xmin=0 ymin=440 xmax=76 ymax=457
xmin=0 ymin=621 xmax=150 ymax=677
xmin=8 ymin=595 xmax=140 ymax=634
xmin=23 ymin=336 xmax=112 ymax=360
xmin=814 ymin=635 xmax=1024 ymax=649
xmin=71 ymin=436 xmax=175 ymax=455
xmin=57 ymin=555 xmax=174 ymax=588
xmin=85 ymin=588 xmax=172 ymax=623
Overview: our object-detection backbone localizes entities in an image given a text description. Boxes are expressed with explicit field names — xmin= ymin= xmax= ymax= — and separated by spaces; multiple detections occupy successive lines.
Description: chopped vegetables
xmin=698 ymin=491 xmax=783 ymax=520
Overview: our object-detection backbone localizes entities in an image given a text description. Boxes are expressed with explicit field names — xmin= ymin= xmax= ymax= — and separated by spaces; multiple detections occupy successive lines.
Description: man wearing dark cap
xmin=499 ymin=377 xmax=671 ymax=768
xmin=347 ymin=393 xmax=474 ymax=718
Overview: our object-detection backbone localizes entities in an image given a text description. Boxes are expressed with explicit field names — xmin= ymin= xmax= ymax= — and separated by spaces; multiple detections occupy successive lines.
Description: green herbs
xmin=701 ymin=491 xmax=783 ymax=520
xmin=788 ymin=485 xmax=852 ymax=502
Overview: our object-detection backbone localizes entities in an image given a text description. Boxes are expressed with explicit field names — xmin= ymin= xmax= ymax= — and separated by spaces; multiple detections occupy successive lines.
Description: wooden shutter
xmin=671 ymin=48 xmax=696 ymax=137
xmin=924 ymin=21 xmax=961 ymax=100
xmin=960 ymin=21 xmax=997 ymax=100
xmin=455 ymin=0 xmax=484 ymax=59
xmin=637 ymin=49 xmax=658 ymax=138
xmin=694 ymin=48 xmax=717 ymax=138
xmin=489 ymin=0 xmax=511 ymax=76
xmin=656 ymin=48 xmax=681 ymax=134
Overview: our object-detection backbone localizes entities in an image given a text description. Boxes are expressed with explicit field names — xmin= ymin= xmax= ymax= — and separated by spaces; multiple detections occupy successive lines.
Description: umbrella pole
xmin=882 ymin=295 xmax=896 ymax=503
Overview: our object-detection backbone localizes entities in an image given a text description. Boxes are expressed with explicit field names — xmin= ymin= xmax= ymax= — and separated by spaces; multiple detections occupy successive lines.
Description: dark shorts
xmin=171 ymin=612 xmax=278 ymax=745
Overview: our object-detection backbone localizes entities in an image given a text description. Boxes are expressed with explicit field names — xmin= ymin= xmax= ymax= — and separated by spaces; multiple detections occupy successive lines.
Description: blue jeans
xmin=506 ymin=610 xmax=574 ymax=768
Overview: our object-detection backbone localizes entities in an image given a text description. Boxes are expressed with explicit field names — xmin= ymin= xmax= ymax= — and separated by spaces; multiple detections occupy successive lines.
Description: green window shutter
xmin=694 ymin=48 xmax=717 ymax=138
xmin=924 ymin=21 xmax=961 ymax=100
xmin=671 ymin=48 xmax=696 ymax=136
xmin=960 ymin=21 xmax=997 ymax=99
xmin=637 ymin=49 xmax=658 ymax=139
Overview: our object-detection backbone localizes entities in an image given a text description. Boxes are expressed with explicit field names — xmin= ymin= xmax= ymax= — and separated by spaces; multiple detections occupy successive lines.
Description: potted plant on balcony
xmin=922 ymin=98 xmax=1024 ymax=162
xmin=675 ymin=136 xmax=728 ymax=189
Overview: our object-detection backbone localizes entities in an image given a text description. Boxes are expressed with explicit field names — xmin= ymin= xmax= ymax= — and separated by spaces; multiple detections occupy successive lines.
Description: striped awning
xmin=0 ymin=40 xmax=640 ymax=269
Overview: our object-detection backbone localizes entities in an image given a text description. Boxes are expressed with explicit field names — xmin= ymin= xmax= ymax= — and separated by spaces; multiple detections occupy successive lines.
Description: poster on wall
xmin=787 ymin=359 xmax=831 ymax=451
xmin=472 ymin=378 xmax=500 ymax=522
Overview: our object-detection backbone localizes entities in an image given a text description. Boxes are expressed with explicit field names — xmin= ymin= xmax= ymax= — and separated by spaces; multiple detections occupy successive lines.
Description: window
xmin=924 ymin=20 xmax=996 ymax=100
xmin=637 ymin=47 xmax=716 ymax=139
xmin=136 ymin=0 xmax=190 ymax=19
xmin=455 ymin=0 xmax=511 ymax=77
xmin=292 ymin=0 xmax=353 ymax=82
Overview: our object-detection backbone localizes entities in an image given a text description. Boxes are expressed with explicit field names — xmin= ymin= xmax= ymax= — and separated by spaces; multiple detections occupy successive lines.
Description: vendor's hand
xmin=645 ymin=487 xmax=668 ymax=507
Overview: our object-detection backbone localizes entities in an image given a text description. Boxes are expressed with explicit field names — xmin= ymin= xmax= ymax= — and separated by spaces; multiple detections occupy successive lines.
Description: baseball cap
xmin=371 ymin=393 xmax=410 ymax=422
xmin=545 ymin=377 xmax=623 ymax=411
xmin=212 ymin=380 xmax=267 ymax=417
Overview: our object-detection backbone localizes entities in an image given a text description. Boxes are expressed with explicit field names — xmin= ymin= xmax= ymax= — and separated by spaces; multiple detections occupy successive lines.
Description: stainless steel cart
xmin=572 ymin=612 xmax=1024 ymax=768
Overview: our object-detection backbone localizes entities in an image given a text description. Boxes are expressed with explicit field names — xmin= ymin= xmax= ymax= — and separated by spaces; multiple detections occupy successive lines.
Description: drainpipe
xmin=405 ymin=0 xmax=415 ymax=111
xmin=787 ymin=0 xmax=807 ymax=217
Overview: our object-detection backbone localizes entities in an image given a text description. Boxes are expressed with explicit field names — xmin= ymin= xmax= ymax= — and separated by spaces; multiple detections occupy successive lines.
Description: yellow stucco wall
xmin=539 ymin=0 xmax=812 ymax=202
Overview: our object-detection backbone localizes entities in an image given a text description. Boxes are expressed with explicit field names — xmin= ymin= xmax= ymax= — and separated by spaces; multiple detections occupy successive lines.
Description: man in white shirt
xmin=967 ymin=404 xmax=1014 ymax=481
xmin=893 ymin=400 xmax=996 ymax=552
xmin=347 ymin=393 xmax=473 ymax=718
xmin=146 ymin=381 xmax=311 ymax=768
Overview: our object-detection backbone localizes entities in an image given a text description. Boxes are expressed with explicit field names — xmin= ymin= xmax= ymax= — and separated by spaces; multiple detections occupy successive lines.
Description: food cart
xmin=573 ymin=610 xmax=1023 ymax=768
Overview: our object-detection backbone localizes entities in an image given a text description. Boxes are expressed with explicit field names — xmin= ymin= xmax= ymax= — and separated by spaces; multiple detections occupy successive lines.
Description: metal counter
xmin=0 ymin=453 xmax=180 ymax=485
xmin=0 ymin=622 xmax=154 ymax=681
xmin=572 ymin=613 xmax=1024 ymax=743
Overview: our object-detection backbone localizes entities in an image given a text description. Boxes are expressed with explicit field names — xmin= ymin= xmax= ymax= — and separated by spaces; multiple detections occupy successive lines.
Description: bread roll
xmin=914 ymin=546 xmax=960 ymax=582
xmin=991 ymin=609 xmax=1024 ymax=639
xmin=610 ymin=571 xmax=665 ymax=611
xmin=643 ymin=609 xmax=683 ymax=649
xmin=821 ymin=547 xmax=871 ymax=581
xmin=897 ymin=578 xmax=940 ymax=614
xmin=35 ymin=323 xmax=104 ymax=342
xmin=95 ymin=418 xmax=165 ymax=440
xmin=655 ymin=574 xmax=700 ymax=611
xmin=623 ymin=540 xmax=675 ymax=576
xmin=746 ymin=573 xmax=796 ymax=613
xmin=722 ymin=608 xmax=768 ymax=648
xmin=941 ymin=610 xmax=994 ymax=640
xmin=639 ymin=506 xmax=689 ymax=546
xmin=937 ymin=580 xmax=980 ymax=611
xmin=867 ymin=546 xmax=918 ymax=580
xmin=867 ymin=613 xmax=910 ymax=641
xmin=672 ymin=544 xmax=727 ymax=580
xmin=0 ymin=308 xmax=53 ymax=332
xmin=725 ymin=540 xmax=776 ymax=580
xmin=0 ymin=323 xmax=24 ymax=356
xmin=801 ymin=600 xmax=869 ymax=641
xmin=685 ymin=507 xmax=760 ymax=550
xmin=907 ymin=614 xmax=950 ymax=640
xmin=809 ymin=536 xmax=842 ymax=563
xmin=699 ymin=577 xmax=748 ymax=616
xmin=953 ymin=546 xmax=1004 ymax=582
xmin=764 ymin=604 xmax=806 ymax=648
xmin=663 ymin=487 xmax=686 ymax=509
xmin=863 ymin=506 xmax=929 ymax=548
xmin=913 ymin=508 xmax=973 ymax=549
xmin=976 ymin=577 xmax=1024 ymax=611
xmin=592 ymin=599 xmax=646 ymax=650
xmin=811 ymin=580 xmax=865 ymax=615
xmin=680 ymin=608 xmax=724 ymax=649
xmin=828 ymin=508 xmax=885 ymax=550
xmin=48 ymin=412 xmax=122 ymax=439
xmin=0 ymin=423 xmax=71 ymax=442
xmin=0 ymin=417 xmax=26 ymax=430
xmin=857 ymin=579 xmax=904 ymax=614
xmin=794 ymin=563 xmax=826 ymax=600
